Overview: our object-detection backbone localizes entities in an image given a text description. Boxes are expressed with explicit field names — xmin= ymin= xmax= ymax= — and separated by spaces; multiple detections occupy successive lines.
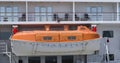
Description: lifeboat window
xmin=103 ymin=31 xmax=113 ymax=38
xmin=50 ymin=26 xmax=64 ymax=31
xmin=19 ymin=25 xmax=45 ymax=31
xmin=69 ymin=25 xmax=77 ymax=30
xmin=43 ymin=36 xmax=52 ymax=40
xmin=68 ymin=36 xmax=76 ymax=40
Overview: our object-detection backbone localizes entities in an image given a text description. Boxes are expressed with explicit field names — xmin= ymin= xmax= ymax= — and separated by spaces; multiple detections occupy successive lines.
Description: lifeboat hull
xmin=11 ymin=38 xmax=101 ymax=56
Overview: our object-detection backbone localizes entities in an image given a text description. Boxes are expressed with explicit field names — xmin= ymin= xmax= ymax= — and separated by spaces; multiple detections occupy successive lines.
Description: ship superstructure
xmin=0 ymin=0 xmax=120 ymax=63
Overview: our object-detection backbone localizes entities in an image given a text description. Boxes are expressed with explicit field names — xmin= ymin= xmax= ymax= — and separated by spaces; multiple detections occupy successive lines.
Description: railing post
xmin=5 ymin=42 xmax=8 ymax=53
xmin=117 ymin=2 xmax=119 ymax=21
xmin=26 ymin=0 xmax=28 ymax=21
xmin=73 ymin=1 xmax=75 ymax=21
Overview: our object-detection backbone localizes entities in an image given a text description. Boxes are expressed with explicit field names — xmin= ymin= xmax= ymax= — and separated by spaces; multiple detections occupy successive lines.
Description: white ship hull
xmin=11 ymin=38 xmax=101 ymax=56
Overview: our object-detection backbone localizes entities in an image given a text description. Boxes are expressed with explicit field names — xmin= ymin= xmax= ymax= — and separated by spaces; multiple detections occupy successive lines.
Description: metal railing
xmin=28 ymin=12 xmax=117 ymax=21
xmin=28 ymin=12 xmax=73 ymax=21
xmin=0 ymin=12 xmax=25 ymax=22
xmin=0 ymin=40 xmax=10 ymax=54
xmin=0 ymin=40 xmax=12 ymax=63
xmin=0 ymin=41 xmax=7 ymax=53
xmin=75 ymin=12 xmax=117 ymax=21
xmin=0 ymin=12 xmax=118 ymax=22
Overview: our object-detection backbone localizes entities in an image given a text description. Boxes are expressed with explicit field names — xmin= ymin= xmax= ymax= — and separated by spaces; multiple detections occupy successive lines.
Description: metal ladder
xmin=0 ymin=40 xmax=12 ymax=63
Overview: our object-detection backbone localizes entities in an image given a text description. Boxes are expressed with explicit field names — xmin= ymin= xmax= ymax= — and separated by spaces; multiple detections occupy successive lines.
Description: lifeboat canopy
xmin=11 ymin=25 xmax=99 ymax=42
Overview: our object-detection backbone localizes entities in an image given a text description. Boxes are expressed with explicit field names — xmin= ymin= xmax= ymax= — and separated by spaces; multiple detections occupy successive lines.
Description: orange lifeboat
xmin=10 ymin=25 xmax=100 ymax=56
xmin=11 ymin=25 xmax=99 ymax=42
